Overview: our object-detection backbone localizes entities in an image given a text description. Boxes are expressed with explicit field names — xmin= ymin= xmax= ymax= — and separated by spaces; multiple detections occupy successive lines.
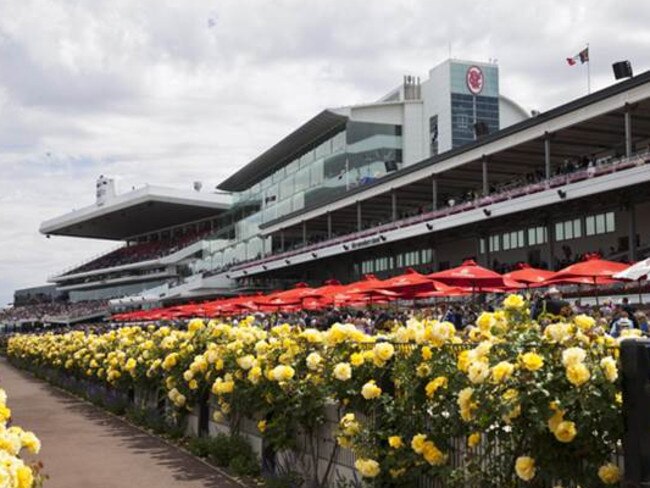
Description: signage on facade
xmin=466 ymin=66 xmax=484 ymax=95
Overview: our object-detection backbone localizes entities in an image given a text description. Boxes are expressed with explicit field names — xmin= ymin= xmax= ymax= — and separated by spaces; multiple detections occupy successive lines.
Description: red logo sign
xmin=466 ymin=66 xmax=484 ymax=95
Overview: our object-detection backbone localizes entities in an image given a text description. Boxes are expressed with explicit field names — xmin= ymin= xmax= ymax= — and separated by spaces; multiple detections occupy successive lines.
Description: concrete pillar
xmin=625 ymin=105 xmax=633 ymax=158
xmin=482 ymin=157 xmax=489 ymax=195
xmin=544 ymin=133 xmax=551 ymax=180
xmin=327 ymin=212 xmax=332 ymax=239
xmin=280 ymin=231 xmax=285 ymax=252
xmin=391 ymin=190 xmax=397 ymax=221
xmin=432 ymin=176 xmax=438 ymax=211
xmin=485 ymin=235 xmax=492 ymax=270
xmin=302 ymin=221 xmax=307 ymax=246
xmin=357 ymin=202 xmax=362 ymax=232
xmin=546 ymin=221 xmax=555 ymax=270
xmin=629 ymin=204 xmax=637 ymax=261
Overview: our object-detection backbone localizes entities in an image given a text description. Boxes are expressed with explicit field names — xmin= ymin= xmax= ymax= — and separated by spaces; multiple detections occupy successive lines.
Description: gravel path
xmin=0 ymin=358 xmax=244 ymax=488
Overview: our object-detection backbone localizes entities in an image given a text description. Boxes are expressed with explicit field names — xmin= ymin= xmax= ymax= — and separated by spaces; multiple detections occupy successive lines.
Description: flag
xmin=566 ymin=47 xmax=589 ymax=66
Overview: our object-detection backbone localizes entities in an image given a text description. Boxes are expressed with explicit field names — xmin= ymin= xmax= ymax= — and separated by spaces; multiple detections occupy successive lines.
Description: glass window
xmin=585 ymin=216 xmax=595 ymax=236
xmin=596 ymin=213 xmax=606 ymax=234
xmin=299 ymin=150 xmax=315 ymax=168
xmin=332 ymin=131 xmax=346 ymax=152
xmin=503 ymin=233 xmax=511 ymax=250
xmin=573 ymin=219 xmax=582 ymax=238
xmin=564 ymin=221 xmax=573 ymax=240
xmin=279 ymin=174 xmax=294 ymax=201
xmin=285 ymin=159 xmax=299 ymax=175
xmin=291 ymin=191 xmax=305 ymax=213
xmin=517 ymin=230 xmax=525 ymax=248
xmin=555 ymin=222 xmax=564 ymax=242
xmin=310 ymin=159 xmax=324 ymax=187
xmin=605 ymin=212 xmax=615 ymax=232
xmin=538 ymin=227 xmax=546 ymax=244
xmin=480 ymin=238 xmax=486 ymax=254
xmin=294 ymin=167 xmax=310 ymax=192
xmin=490 ymin=235 xmax=500 ymax=252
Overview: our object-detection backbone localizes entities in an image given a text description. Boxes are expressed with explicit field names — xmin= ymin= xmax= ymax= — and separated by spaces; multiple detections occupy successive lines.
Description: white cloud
xmin=0 ymin=0 xmax=649 ymax=304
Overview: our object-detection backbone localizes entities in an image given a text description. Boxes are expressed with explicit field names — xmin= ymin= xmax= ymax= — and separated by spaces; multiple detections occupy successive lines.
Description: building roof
xmin=40 ymin=185 xmax=230 ymax=240
xmin=217 ymin=110 xmax=348 ymax=191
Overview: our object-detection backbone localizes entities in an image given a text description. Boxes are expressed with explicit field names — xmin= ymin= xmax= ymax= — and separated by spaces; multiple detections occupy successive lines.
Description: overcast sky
xmin=0 ymin=0 xmax=649 ymax=306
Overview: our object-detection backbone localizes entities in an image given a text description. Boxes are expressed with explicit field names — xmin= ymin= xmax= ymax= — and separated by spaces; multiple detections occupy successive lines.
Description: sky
xmin=0 ymin=0 xmax=649 ymax=306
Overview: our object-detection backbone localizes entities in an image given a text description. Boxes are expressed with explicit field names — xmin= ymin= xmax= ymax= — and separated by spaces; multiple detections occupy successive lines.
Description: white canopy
xmin=613 ymin=258 xmax=650 ymax=281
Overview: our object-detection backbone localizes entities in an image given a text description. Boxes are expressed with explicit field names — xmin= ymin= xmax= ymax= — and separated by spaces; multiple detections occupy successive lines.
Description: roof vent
xmin=403 ymin=75 xmax=421 ymax=100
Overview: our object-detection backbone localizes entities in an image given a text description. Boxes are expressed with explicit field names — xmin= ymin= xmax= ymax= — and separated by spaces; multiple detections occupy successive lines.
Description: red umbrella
xmin=413 ymin=287 xmax=471 ymax=299
xmin=427 ymin=259 xmax=520 ymax=291
xmin=548 ymin=254 xmax=629 ymax=281
xmin=504 ymin=263 xmax=556 ymax=286
xmin=339 ymin=274 xmax=386 ymax=295
xmin=380 ymin=268 xmax=454 ymax=297
xmin=545 ymin=254 xmax=627 ymax=304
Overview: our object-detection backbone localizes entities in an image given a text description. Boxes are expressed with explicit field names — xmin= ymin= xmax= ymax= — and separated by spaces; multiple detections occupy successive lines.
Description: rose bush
xmin=8 ymin=296 xmax=624 ymax=487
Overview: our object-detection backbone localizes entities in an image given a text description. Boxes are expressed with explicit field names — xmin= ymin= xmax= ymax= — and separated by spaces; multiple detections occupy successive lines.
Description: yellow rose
xmin=561 ymin=347 xmax=586 ymax=367
xmin=598 ymin=463 xmax=620 ymax=484
xmin=421 ymin=440 xmax=447 ymax=465
xmin=600 ymin=356 xmax=618 ymax=382
xmin=553 ymin=420 xmax=577 ymax=443
xmin=306 ymin=352 xmax=323 ymax=371
xmin=503 ymin=294 xmax=525 ymax=310
xmin=349 ymin=352 xmax=365 ymax=367
xmin=421 ymin=346 xmax=433 ymax=360
xmin=515 ymin=456 xmax=536 ymax=481
xmin=467 ymin=360 xmax=490 ymax=384
xmin=16 ymin=466 xmax=33 ymax=488
xmin=257 ymin=420 xmax=267 ymax=433
xmin=361 ymin=380 xmax=382 ymax=400
xmin=333 ymin=362 xmax=352 ymax=381
xmin=416 ymin=363 xmax=431 ymax=377
xmin=373 ymin=342 xmax=395 ymax=362
xmin=388 ymin=436 xmax=403 ymax=449
xmin=566 ymin=362 xmax=590 ymax=387
xmin=271 ymin=365 xmax=295 ymax=382
xmin=491 ymin=361 xmax=515 ymax=383
xmin=467 ymin=432 xmax=481 ymax=448
xmin=411 ymin=433 xmax=427 ymax=454
xmin=574 ymin=314 xmax=595 ymax=331
xmin=425 ymin=376 xmax=448 ymax=398
xmin=476 ymin=312 xmax=496 ymax=332
xmin=355 ymin=458 xmax=380 ymax=478
xmin=520 ymin=352 xmax=544 ymax=371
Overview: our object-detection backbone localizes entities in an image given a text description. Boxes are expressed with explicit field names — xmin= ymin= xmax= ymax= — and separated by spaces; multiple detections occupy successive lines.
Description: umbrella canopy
xmin=413 ymin=287 xmax=471 ymax=299
xmin=543 ymin=276 xmax=618 ymax=286
xmin=549 ymin=255 xmax=628 ymax=282
xmin=427 ymin=259 xmax=517 ymax=289
xmin=339 ymin=274 xmax=387 ymax=295
xmin=504 ymin=264 xmax=556 ymax=286
xmin=613 ymin=258 xmax=650 ymax=281
xmin=380 ymin=268 xmax=453 ymax=296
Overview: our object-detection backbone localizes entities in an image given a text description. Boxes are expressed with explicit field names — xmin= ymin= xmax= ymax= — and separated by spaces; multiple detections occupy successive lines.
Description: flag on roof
xmin=566 ymin=47 xmax=589 ymax=66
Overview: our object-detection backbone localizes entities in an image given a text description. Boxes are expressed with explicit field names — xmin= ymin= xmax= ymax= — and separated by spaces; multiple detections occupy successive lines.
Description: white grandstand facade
xmin=35 ymin=58 xmax=650 ymax=311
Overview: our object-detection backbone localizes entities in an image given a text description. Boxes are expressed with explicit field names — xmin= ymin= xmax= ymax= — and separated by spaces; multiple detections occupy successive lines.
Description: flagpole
xmin=586 ymin=43 xmax=591 ymax=95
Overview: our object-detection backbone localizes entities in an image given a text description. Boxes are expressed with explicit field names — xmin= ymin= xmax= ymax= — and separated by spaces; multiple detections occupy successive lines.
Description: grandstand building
xmin=38 ymin=58 xmax=650 ymax=308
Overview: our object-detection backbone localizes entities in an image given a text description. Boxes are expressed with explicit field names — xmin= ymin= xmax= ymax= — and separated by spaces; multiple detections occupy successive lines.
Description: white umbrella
xmin=613 ymin=259 xmax=650 ymax=281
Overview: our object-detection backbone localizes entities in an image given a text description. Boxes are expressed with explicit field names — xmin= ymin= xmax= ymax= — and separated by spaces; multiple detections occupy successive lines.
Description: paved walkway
xmin=0 ymin=359 xmax=243 ymax=488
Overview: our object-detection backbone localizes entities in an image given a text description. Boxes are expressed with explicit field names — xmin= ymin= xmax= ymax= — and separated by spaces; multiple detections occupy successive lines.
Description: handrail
xmin=225 ymin=151 xmax=650 ymax=273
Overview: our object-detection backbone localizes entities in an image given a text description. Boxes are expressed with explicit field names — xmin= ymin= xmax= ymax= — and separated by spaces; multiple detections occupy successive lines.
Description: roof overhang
xmin=217 ymin=109 xmax=348 ymax=191
xmin=40 ymin=185 xmax=230 ymax=240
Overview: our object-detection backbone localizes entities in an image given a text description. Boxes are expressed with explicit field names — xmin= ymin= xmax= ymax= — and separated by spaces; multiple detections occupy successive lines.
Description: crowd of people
xmin=66 ymin=228 xmax=211 ymax=275
xmin=0 ymin=299 xmax=109 ymax=325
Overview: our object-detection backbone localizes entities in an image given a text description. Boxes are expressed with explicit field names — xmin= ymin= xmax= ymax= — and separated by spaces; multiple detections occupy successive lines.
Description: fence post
xmin=620 ymin=338 xmax=650 ymax=485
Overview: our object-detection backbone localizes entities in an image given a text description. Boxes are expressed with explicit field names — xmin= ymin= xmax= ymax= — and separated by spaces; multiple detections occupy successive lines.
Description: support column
xmin=629 ymin=204 xmax=637 ymax=261
xmin=302 ymin=221 xmax=307 ymax=246
xmin=485 ymin=235 xmax=492 ymax=270
xmin=482 ymin=156 xmax=489 ymax=196
xmin=327 ymin=212 xmax=332 ymax=240
xmin=432 ymin=176 xmax=438 ymax=211
xmin=280 ymin=231 xmax=285 ymax=252
xmin=546 ymin=221 xmax=555 ymax=270
xmin=544 ymin=132 xmax=551 ymax=180
xmin=391 ymin=190 xmax=397 ymax=221
xmin=625 ymin=104 xmax=633 ymax=158
xmin=357 ymin=202 xmax=362 ymax=232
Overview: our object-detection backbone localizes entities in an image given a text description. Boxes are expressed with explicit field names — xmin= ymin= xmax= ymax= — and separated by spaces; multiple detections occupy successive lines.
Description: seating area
xmin=226 ymin=150 xmax=650 ymax=274
xmin=63 ymin=228 xmax=210 ymax=276
xmin=0 ymin=299 xmax=108 ymax=324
